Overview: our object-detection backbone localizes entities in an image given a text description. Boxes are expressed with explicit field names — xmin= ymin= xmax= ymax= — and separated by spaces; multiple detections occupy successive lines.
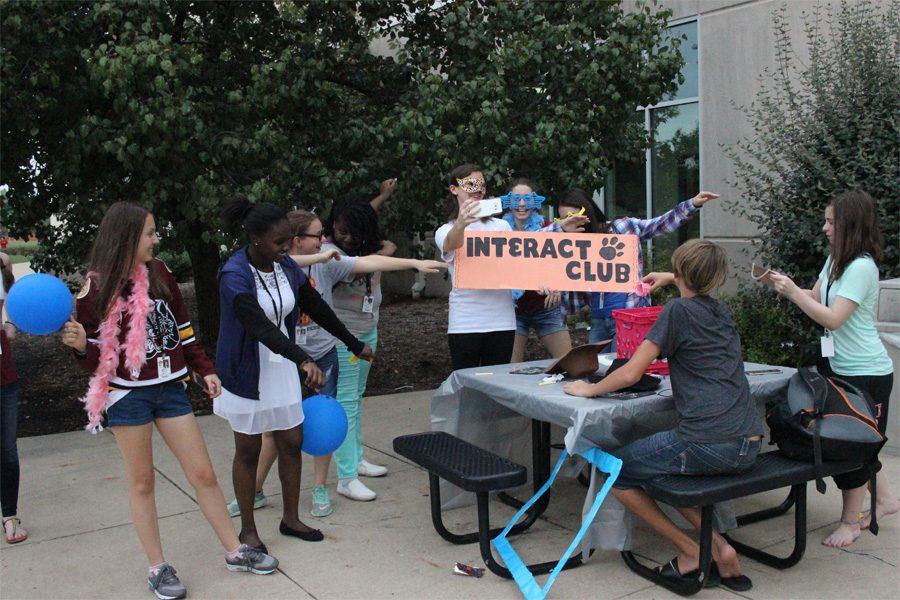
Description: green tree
xmin=2 ymin=0 xmax=408 ymax=343
xmin=2 ymin=0 xmax=682 ymax=342
xmin=365 ymin=0 xmax=683 ymax=236
xmin=724 ymin=0 xmax=899 ymax=365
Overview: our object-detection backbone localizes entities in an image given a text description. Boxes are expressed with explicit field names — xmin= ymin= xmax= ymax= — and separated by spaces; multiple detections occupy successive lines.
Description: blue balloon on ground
xmin=6 ymin=273 xmax=73 ymax=335
xmin=301 ymin=394 xmax=348 ymax=456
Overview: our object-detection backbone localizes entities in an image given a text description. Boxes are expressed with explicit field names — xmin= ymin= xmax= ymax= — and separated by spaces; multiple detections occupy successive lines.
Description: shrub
xmin=725 ymin=0 xmax=898 ymax=357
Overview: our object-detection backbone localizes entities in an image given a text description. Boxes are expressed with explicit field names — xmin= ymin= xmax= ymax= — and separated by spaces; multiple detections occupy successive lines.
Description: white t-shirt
xmin=435 ymin=218 xmax=516 ymax=334
xmin=298 ymin=255 xmax=358 ymax=360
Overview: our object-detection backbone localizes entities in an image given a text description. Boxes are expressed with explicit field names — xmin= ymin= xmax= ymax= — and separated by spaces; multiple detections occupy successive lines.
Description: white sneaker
xmin=357 ymin=458 xmax=388 ymax=477
xmin=336 ymin=478 xmax=376 ymax=501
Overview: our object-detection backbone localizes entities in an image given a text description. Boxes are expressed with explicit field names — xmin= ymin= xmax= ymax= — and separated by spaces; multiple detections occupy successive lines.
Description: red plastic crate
xmin=612 ymin=306 xmax=669 ymax=375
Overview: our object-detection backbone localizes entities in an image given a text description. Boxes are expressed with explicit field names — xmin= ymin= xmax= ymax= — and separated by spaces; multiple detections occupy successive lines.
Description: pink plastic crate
xmin=612 ymin=306 xmax=669 ymax=376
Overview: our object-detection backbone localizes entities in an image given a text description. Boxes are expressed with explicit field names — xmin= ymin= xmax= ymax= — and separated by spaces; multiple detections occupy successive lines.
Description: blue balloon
xmin=6 ymin=273 xmax=74 ymax=335
xmin=301 ymin=394 xmax=349 ymax=456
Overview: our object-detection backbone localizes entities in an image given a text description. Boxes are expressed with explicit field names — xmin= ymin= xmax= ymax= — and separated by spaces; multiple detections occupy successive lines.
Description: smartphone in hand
xmin=474 ymin=197 xmax=503 ymax=218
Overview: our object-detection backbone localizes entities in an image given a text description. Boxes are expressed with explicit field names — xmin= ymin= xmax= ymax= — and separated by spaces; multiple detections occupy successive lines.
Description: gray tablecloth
xmin=431 ymin=359 xmax=794 ymax=551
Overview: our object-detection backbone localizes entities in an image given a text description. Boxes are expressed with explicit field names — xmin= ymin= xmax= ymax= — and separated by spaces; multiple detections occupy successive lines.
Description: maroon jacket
xmin=74 ymin=259 xmax=214 ymax=389
xmin=0 ymin=328 xmax=16 ymax=386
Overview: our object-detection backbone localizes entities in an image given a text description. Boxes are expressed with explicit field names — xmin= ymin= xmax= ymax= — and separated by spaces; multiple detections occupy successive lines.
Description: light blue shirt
xmin=818 ymin=256 xmax=892 ymax=376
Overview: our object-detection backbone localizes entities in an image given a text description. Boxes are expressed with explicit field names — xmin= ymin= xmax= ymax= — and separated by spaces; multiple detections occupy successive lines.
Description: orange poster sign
xmin=454 ymin=231 xmax=639 ymax=292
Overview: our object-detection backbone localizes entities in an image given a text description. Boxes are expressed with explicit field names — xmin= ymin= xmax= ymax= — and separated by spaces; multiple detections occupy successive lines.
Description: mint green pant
xmin=334 ymin=328 xmax=378 ymax=481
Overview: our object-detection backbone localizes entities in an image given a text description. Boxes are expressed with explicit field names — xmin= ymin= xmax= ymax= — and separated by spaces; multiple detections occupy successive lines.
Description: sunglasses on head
xmin=456 ymin=177 xmax=486 ymax=194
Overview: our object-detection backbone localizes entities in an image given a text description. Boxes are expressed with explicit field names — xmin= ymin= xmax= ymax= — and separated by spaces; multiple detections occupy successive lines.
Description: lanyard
xmin=364 ymin=273 xmax=372 ymax=296
xmin=252 ymin=265 xmax=284 ymax=326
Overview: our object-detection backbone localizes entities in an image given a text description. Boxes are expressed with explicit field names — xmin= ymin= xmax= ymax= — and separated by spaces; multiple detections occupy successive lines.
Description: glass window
xmin=663 ymin=21 xmax=698 ymax=102
xmin=650 ymin=102 xmax=700 ymax=258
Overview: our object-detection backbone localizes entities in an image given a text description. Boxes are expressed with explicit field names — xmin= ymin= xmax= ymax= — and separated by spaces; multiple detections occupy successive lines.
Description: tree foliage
xmin=725 ymin=0 xmax=899 ymax=365
xmin=1 ymin=0 xmax=682 ymax=343
xmin=726 ymin=0 xmax=898 ymax=279
xmin=366 ymin=0 xmax=683 ymax=234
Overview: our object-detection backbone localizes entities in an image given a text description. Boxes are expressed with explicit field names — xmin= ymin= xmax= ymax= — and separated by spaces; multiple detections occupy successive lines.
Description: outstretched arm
xmin=351 ymin=255 xmax=447 ymax=275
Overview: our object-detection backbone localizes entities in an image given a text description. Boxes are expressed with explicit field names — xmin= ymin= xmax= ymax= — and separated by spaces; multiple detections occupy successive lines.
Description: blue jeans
xmin=1 ymin=382 xmax=20 ymax=517
xmin=613 ymin=429 xmax=761 ymax=489
xmin=589 ymin=315 xmax=617 ymax=352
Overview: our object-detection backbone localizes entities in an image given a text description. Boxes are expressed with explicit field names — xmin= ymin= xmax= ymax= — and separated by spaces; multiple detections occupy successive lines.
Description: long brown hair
xmin=828 ymin=190 xmax=883 ymax=281
xmin=445 ymin=163 xmax=481 ymax=221
xmin=88 ymin=202 xmax=169 ymax=319
xmin=559 ymin=188 xmax=611 ymax=234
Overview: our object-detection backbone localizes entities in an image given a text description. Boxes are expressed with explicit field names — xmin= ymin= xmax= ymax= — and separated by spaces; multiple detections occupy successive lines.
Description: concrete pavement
xmin=1 ymin=389 xmax=898 ymax=599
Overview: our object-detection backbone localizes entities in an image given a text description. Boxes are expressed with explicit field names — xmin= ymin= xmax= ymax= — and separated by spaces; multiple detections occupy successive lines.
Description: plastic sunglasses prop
xmin=552 ymin=206 xmax=586 ymax=222
xmin=456 ymin=176 xmax=486 ymax=194
xmin=500 ymin=192 xmax=546 ymax=211
xmin=492 ymin=447 xmax=622 ymax=600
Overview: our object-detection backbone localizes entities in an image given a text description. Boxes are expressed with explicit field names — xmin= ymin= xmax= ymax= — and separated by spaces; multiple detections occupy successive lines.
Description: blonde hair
xmin=286 ymin=209 xmax=320 ymax=237
xmin=670 ymin=239 xmax=727 ymax=295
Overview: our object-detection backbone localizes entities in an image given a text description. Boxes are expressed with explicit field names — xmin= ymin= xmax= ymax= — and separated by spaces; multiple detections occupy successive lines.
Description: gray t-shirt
xmin=645 ymin=296 xmax=764 ymax=443
xmin=296 ymin=255 xmax=358 ymax=360
xmin=326 ymin=242 xmax=382 ymax=337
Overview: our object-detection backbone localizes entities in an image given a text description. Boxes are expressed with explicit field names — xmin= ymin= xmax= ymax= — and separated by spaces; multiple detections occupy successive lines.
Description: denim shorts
xmin=515 ymin=306 xmax=567 ymax=338
xmin=307 ymin=346 xmax=339 ymax=398
xmin=613 ymin=429 xmax=761 ymax=489
xmin=589 ymin=315 xmax=618 ymax=352
xmin=106 ymin=381 xmax=193 ymax=427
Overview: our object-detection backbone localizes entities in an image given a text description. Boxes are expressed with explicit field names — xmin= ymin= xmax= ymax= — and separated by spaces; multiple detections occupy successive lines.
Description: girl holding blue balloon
xmin=61 ymin=202 xmax=278 ymax=600
xmin=216 ymin=196 xmax=374 ymax=552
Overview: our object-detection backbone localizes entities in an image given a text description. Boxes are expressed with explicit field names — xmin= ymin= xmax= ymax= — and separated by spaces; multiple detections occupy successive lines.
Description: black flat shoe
xmin=656 ymin=557 xmax=719 ymax=588
xmin=711 ymin=563 xmax=752 ymax=591
xmin=279 ymin=520 xmax=324 ymax=542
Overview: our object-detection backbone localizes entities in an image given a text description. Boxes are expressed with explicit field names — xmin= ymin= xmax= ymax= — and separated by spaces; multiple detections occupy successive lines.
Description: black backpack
xmin=766 ymin=368 xmax=886 ymax=533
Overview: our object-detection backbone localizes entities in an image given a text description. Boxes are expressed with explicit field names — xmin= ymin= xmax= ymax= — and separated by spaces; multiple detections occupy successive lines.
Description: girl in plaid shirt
xmin=557 ymin=188 xmax=719 ymax=349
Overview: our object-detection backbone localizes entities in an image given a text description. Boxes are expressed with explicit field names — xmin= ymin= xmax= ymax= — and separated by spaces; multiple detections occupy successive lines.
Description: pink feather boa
xmin=80 ymin=263 xmax=151 ymax=433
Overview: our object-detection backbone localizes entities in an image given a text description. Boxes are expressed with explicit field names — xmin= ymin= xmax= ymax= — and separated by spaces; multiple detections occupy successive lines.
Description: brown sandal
xmin=3 ymin=517 xmax=28 ymax=544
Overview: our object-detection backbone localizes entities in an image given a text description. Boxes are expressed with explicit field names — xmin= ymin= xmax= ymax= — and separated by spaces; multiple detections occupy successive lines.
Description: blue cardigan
xmin=216 ymin=247 xmax=307 ymax=400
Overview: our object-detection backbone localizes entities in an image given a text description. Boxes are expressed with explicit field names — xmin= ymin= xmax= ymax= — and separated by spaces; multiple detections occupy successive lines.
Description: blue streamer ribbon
xmin=492 ymin=448 xmax=622 ymax=600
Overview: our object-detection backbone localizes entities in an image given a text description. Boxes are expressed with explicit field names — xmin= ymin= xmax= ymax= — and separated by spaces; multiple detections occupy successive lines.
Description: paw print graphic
xmin=598 ymin=237 xmax=626 ymax=260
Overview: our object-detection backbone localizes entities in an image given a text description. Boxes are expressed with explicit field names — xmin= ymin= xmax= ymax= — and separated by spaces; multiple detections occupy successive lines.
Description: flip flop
xmin=711 ymin=563 xmax=753 ymax=591
xmin=655 ymin=556 xmax=720 ymax=588
xmin=3 ymin=517 xmax=28 ymax=544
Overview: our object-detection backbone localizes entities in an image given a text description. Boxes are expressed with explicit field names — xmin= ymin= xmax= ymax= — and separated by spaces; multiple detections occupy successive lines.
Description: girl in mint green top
xmin=817 ymin=255 xmax=892 ymax=376
xmin=766 ymin=190 xmax=896 ymax=550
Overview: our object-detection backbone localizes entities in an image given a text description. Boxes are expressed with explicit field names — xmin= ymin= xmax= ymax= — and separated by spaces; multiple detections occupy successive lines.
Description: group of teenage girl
xmin=0 ymin=160 xmax=886 ymax=597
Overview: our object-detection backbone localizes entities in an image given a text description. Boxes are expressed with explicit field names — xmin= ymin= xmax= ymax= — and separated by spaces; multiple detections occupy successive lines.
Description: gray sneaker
xmin=225 ymin=544 xmax=279 ymax=575
xmin=148 ymin=564 xmax=186 ymax=600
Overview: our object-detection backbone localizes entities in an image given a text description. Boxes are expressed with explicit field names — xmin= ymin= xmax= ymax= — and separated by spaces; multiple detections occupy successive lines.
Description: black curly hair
xmin=323 ymin=193 xmax=383 ymax=256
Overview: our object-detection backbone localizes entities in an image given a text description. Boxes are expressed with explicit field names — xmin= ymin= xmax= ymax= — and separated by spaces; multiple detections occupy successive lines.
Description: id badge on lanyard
xmin=157 ymin=355 xmax=172 ymax=377
xmin=296 ymin=326 xmax=308 ymax=345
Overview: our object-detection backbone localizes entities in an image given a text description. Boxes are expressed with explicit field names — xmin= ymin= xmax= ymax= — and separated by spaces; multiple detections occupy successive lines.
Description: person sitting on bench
xmin=564 ymin=239 xmax=762 ymax=591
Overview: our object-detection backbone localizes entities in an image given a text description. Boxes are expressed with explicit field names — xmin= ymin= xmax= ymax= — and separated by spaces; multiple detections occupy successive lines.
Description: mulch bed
xmin=9 ymin=284 xmax=587 ymax=437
